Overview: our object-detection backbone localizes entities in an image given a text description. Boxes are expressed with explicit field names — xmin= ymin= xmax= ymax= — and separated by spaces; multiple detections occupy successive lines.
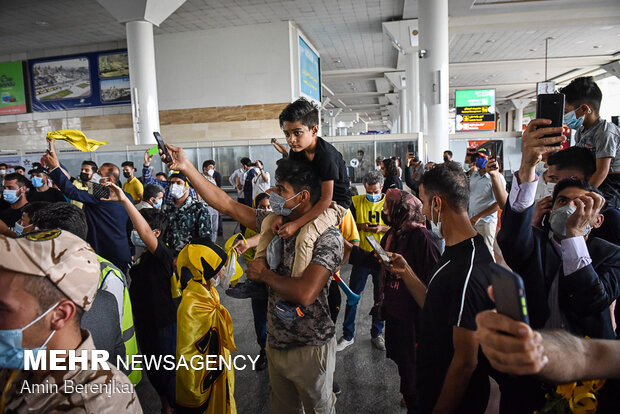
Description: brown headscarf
xmin=382 ymin=188 xmax=426 ymax=252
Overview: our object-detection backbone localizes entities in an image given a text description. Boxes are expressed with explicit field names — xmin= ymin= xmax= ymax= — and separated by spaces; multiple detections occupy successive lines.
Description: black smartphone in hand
xmin=536 ymin=94 xmax=565 ymax=141
xmin=153 ymin=131 xmax=172 ymax=163
xmin=487 ymin=263 xmax=530 ymax=325
xmin=366 ymin=235 xmax=391 ymax=264
xmin=87 ymin=182 xmax=110 ymax=199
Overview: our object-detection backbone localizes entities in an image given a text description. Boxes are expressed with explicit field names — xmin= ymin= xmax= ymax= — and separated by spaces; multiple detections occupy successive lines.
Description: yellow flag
xmin=46 ymin=130 xmax=108 ymax=152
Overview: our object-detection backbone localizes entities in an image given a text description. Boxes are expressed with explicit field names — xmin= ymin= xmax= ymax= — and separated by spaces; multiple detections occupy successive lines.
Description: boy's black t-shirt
xmin=287 ymin=136 xmax=351 ymax=208
xmin=416 ymin=234 xmax=495 ymax=414
xmin=129 ymin=241 xmax=177 ymax=329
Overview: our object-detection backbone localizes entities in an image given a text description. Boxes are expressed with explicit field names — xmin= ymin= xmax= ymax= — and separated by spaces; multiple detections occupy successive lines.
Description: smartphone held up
xmin=153 ymin=131 xmax=172 ymax=163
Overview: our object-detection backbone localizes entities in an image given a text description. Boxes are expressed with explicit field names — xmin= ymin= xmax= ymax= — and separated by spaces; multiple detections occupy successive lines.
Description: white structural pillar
xmin=405 ymin=52 xmax=420 ymax=133
xmin=418 ymin=0 xmax=449 ymax=163
xmin=126 ymin=21 xmax=160 ymax=145
xmin=97 ymin=0 xmax=186 ymax=145
xmin=399 ymin=89 xmax=408 ymax=134
xmin=510 ymin=99 xmax=531 ymax=132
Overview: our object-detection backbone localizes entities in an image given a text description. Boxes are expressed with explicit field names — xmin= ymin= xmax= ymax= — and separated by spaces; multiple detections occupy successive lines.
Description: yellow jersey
xmin=352 ymin=194 xmax=387 ymax=252
xmin=338 ymin=209 xmax=360 ymax=244
xmin=71 ymin=179 xmax=87 ymax=209
xmin=123 ymin=177 xmax=143 ymax=202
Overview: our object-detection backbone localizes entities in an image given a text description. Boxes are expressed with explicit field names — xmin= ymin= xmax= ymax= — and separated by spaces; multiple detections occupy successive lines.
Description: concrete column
xmin=126 ymin=21 xmax=160 ymax=145
xmin=399 ymin=89 xmax=408 ymax=133
xmin=419 ymin=0 xmax=449 ymax=162
xmin=510 ymin=99 xmax=531 ymax=132
xmin=405 ymin=52 xmax=420 ymax=132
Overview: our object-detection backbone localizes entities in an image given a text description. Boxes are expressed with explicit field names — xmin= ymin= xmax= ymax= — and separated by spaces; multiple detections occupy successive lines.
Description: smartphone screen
xmin=487 ymin=263 xmax=529 ymax=325
xmin=87 ymin=182 xmax=110 ymax=199
xmin=153 ymin=131 xmax=171 ymax=162
xmin=536 ymin=94 xmax=565 ymax=140
xmin=365 ymin=235 xmax=391 ymax=263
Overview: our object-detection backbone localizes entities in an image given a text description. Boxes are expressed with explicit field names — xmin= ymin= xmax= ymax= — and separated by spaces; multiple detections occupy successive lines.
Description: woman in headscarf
xmin=344 ymin=188 xmax=440 ymax=413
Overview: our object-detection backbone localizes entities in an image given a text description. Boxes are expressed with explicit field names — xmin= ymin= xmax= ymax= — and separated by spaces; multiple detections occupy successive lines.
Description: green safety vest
xmin=96 ymin=255 xmax=142 ymax=385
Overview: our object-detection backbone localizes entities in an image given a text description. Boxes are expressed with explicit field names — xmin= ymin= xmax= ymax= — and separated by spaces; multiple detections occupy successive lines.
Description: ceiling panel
xmin=0 ymin=0 xmax=618 ymax=127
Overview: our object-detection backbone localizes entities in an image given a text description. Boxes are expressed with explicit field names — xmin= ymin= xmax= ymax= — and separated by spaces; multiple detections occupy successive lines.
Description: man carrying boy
xmin=162 ymin=143 xmax=343 ymax=414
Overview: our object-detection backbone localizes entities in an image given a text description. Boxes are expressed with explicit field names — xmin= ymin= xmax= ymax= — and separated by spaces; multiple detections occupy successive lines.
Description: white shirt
xmin=252 ymin=169 xmax=271 ymax=201
xmin=229 ymin=168 xmax=247 ymax=198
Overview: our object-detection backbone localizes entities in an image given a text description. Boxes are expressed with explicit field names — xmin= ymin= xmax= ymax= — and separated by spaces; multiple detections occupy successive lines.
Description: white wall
xmin=155 ymin=22 xmax=294 ymax=110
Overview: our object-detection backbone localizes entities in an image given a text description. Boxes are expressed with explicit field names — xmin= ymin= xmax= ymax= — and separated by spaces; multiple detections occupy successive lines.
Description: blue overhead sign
xmin=299 ymin=37 xmax=320 ymax=102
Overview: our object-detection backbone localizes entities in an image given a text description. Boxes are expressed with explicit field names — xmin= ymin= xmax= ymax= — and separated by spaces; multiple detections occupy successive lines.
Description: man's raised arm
xmin=163 ymin=143 xmax=258 ymax=232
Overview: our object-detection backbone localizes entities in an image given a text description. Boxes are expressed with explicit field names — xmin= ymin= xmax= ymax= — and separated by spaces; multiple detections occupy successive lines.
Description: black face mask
xmin=381 ymin=211 xmax=392 ymax=226
xmin=79 ymin=172 xmax=91 ymax=182
xmin=123 ymin=171 xmax=132 ymax=179
xmin=443 ymin=156 xmax=450 ymax=162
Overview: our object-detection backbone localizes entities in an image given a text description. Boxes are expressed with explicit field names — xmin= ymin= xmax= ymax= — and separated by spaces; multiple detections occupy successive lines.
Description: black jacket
xmin=497 ymin=201 xmax=620 ymax=339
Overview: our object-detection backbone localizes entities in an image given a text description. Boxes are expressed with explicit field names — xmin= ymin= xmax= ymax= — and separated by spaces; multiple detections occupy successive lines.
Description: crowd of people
xmin=0 ymin=76 xmax=619 ymax=414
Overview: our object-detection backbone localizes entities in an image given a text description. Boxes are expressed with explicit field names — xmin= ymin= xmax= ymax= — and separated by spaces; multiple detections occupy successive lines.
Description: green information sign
xmin=455 ymin=89 xmax=496 ymax=132
xmin=0 ymin=61 xmax=27 ymax=115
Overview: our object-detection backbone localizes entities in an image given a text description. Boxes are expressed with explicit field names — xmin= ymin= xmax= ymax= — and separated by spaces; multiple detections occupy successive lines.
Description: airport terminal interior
xmin=0 ymin=0 xmax=619 ymax=413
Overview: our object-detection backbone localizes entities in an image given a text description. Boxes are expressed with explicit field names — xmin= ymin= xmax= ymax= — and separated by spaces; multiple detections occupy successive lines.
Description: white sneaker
xmin=371 ymin=335 xmax=386 ymax=351
xmin=336 ymin=337 xmax=354 ymax=352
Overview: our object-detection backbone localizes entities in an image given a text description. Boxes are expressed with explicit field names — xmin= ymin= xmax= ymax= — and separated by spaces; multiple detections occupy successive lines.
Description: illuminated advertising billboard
xmin=299 ymin=37 xmax=321 ymax=102
xmin=455 ymin=89 xmax=496 ymax=132
xmin=0 ymin=61 xmax=27 ymax=115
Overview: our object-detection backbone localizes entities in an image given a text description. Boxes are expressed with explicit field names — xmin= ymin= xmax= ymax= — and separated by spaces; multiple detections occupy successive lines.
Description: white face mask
xmin=170 ymin=184 xmax=186 ymax=200
xmin=207 ymin=169 xmax=215 ymax=177
xmin=430 ymin=198 xmax=443 ymax=239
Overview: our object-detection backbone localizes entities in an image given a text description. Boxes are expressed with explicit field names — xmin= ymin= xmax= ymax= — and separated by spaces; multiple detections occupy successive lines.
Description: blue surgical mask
xmin=563 ymin=110 xmax=584 ymax=130
xmin=152 ymin=198 xmax=163 ymax=209
xmin=131 ymin=230 xmax=146 ymax=247
xmin=3 ymin=189 xmax=21 ymax=204
xmin=270 ymin=191 xmax=301 ymax=217
xmin=14 ymin=221 xmax=24 ymax=237
xmin=0 ymin=302 xmax=58 ymax=369
xmin=366 ymin=194 xmax=381 ymax=203
xmin=31 ymin=176 xmax=44 ymax=188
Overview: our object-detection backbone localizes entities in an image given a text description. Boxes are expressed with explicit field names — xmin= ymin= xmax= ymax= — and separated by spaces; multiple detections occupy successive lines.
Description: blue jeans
xmin=251 ymin=297 xmax=268 ymax=349
xmin=342 ymin=265 xmax=384 ymax=341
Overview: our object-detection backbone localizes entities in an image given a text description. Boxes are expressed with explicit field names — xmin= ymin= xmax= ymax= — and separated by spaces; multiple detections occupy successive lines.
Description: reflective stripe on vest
xmin=96 ymin=255 xmax=142 ymax=385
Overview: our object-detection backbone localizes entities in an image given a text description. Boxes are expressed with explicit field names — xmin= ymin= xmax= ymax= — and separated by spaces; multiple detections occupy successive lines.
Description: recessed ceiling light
xmin=600 ymin=26 xmax=614 ymax=30
xmin=593 ymin=45 xmax=601 ymax=48
xmin=484 ymin=79 xmax=490 ymax=83
xmin=576 ymin=40 xmax=585 ymax=44
xmin=525 ymin=30 xmax=536 ymax=34
xmin=474 ymin=51 xmax=482 ymax=55
xmin=485 ymin=39 xmax=495 ymax=43
xmin=529 ymin=48 xmax=537 ymax=52
xmin=35 ymin=20 xmax=49 ymax=26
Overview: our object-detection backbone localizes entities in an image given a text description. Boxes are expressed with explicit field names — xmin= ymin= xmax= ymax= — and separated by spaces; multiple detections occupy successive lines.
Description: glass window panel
xmin=215 ymin=146 xmax=251 ymax=184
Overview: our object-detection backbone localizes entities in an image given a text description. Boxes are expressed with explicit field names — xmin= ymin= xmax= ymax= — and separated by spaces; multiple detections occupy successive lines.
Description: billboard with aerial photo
xmin=29 ymin=49 xmax=130 ymax=111
xmin=0 ymin=61 xmax=27 ymax=115
xmin=455 ymin=89 xmax=496 ymax=132
xmin=299 ymin=37 xmax=321 ymax=102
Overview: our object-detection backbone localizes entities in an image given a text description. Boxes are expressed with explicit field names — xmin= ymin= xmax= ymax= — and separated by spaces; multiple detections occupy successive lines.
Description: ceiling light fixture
xmin=35 ymin=20 xmax=49 ymax=26
xmin=593 ymin=45 xmax=601 ymax=48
